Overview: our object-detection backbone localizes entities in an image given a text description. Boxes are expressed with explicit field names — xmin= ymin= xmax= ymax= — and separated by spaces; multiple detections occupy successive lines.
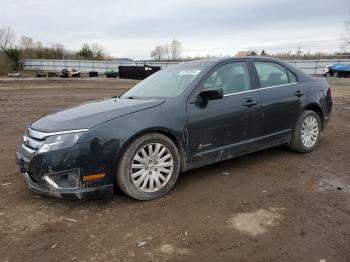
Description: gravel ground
xmin=0 ymin=77 xmax=349 ymax=262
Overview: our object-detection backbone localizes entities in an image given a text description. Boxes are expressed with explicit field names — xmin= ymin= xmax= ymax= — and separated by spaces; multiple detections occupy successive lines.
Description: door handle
xmin=244 ymin=99 xmax=258 ymax=107
xmin=295 ymin=90 xmax=305 ymax=97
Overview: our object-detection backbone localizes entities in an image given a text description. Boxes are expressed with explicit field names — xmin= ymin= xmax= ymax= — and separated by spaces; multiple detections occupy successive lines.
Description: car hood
xmin=31 ymin=98 xmax=165 ymax=132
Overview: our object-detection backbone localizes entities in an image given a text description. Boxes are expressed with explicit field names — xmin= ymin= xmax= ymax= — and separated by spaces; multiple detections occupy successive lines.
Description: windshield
xmin=121 ymin=63 xmax=206 ymax=98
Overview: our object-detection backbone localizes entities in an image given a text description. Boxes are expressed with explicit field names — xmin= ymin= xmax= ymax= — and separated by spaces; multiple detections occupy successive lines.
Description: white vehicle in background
xmin=323 ymin=65 xmax=333 ymax=77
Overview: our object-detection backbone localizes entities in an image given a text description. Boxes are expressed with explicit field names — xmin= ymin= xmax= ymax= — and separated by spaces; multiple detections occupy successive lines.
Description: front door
xmin=186 ymin=61 xmax=260 ymax=169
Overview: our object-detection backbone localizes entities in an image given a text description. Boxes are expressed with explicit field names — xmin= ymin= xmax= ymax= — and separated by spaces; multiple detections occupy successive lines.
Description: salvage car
xmin=16 ymin=57 xmax=332 ymax=200
xmin=324 ymin=64 xmax=350 ymax=77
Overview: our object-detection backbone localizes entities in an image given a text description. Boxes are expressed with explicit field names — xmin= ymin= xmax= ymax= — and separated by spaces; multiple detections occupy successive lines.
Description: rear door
xmin=187 ymin=61 xmax=260 ymax=168
xmin=252 ymin=61 xmax=303 ymax=146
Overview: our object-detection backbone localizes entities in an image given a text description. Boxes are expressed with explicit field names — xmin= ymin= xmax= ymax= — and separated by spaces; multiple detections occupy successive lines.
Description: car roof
xmin=191 ymin=56 xmax=286 ymax=65
xmin=179 ymin=56 xmax=292 ymax=69
xmin=179 ymin=56 xmax=313 ymax=82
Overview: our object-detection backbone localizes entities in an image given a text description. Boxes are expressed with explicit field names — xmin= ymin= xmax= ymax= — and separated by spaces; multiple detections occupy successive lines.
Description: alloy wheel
xmin=131 ymin=143 xmax=174 ymax=192
xmin=301 ymin=116 xmax=319 ymax=148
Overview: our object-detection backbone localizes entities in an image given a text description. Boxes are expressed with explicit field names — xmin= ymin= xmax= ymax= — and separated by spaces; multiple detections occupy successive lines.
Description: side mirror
xmin=198 ymin=87 xmax=223 ymax=101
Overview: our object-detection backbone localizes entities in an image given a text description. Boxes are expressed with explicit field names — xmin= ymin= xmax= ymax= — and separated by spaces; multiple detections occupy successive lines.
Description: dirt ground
xmin=0 ymin=77 xmax=349 ymax=262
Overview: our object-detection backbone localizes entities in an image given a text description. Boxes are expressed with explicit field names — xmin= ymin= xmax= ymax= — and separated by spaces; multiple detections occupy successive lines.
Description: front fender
xmin=79 ymin=99 xmax=188 ymax=172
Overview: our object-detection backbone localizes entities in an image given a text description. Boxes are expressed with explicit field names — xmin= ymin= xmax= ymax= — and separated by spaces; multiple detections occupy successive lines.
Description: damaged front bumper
xmin=15 ymin=144 xmax=116 ymax=200
xmin=20 ymin=171 xmax=113 ymax=199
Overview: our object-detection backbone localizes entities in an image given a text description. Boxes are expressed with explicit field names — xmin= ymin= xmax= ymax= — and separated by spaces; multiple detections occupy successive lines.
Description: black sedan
xmin=16 ymin=57 xmax=332 ymax=200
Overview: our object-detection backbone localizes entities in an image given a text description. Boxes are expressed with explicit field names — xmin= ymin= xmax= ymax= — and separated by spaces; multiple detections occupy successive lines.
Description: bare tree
xmin=150 ymin=43 xmax=172 ymax=61
xmin=36 ymin=41 xmax=43 ymax=49
xmin=162 ymin=43 xmax=170 ymax=60
xmin=76 ymin=43 xmax=105 ymax=60
xmin=19 ymin=35 xmax=34 ymax=49
xmin=340 ymin=16 xmax=350 ymax=52
xmin=296 ymin=46 xmax=303 ymax=56
xmin=169 ymin=40 xmax=182 ymax=60
xmin=0 ymin=27 xmax=15 ymax=50
xmin=91 ymin=43 xmax=105 ymax=60
xmin=150 ymin=45 xmax=164 ymax=61
xmin=51 ymin=43 xmax=66 ymax=59
xmin=19 ymin=35 xmax=35 ymax=59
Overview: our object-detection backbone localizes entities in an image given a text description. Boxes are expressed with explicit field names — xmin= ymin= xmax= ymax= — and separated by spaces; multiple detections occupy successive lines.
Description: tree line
xmin=149 ymin=15 xmax=350 ymax=61
xmin=150 ymin=40 xmax=182 ymax=61
xmin=0 ymin=27 xmax=107 ymax=73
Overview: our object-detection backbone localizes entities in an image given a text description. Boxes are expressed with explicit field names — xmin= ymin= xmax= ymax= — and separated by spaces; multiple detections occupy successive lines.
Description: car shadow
xmin=33 ymin=146 xmax=294 ymax=206
xmin=175 ymin=145 xmax=294 ymax=188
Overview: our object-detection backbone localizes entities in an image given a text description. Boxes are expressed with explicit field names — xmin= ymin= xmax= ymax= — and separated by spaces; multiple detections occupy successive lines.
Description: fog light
xmin=43 ymin=168 xmax=80 ymax=189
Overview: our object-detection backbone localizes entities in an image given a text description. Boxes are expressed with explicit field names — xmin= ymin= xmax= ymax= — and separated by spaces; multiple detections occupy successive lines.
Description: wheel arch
xmin=116 ymin=127 xmax=187 ymax=175
xmin=302 ymin=103 xmax=324 ymax=129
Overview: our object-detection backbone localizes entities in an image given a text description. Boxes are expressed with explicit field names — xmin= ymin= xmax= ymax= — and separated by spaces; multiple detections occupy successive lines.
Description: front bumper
xmin=15 ymin=145 xmax=115 ymax=200
xmin=20 ymin=171 xmax=113 ymax=199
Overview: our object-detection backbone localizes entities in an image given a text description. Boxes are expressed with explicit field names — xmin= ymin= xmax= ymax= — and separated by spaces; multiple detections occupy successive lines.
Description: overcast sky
xmin=1 ymin=0 xmax=349 ymax=59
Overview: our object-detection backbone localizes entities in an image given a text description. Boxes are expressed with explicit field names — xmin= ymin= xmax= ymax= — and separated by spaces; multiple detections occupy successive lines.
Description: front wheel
xmin=116 ymin=133 xmax=180 ymax=200
xmin=289 ymin=110 xmax=321 ymax=153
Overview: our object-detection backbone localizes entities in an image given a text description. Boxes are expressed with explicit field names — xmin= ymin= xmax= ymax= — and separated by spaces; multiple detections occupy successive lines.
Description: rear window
xmin=287 ymin=70 xmax=297 ymax=83
xmin=254 ymin=62 xmax=297 ymax=88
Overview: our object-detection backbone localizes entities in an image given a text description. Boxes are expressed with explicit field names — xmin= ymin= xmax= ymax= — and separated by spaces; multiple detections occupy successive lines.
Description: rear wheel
xmin=116 ymin=133 xmax=180 ymax=200
xmin=289 ymin=110 xmax=321 ymax=153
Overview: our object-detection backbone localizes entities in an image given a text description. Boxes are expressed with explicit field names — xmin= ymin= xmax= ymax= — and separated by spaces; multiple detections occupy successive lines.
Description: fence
xmin=22 ymin=59 xmax=176 ymax=74
xmin=23 ymin=58 xmax=350 ymax=75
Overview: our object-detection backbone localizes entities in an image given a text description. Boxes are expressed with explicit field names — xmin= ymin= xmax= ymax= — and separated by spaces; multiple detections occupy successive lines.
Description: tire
xmin=289 ymin=110 xmax=322 ymax=153
xmin=116 ymin=133 xmax=180 ymax=200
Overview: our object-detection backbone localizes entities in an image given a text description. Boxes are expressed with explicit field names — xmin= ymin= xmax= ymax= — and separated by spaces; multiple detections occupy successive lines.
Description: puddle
xmin=318 ymin=178 xmax=350 ymax=193
xmin=304 ymin=177 xmax=350 ymax=193
xmin=229 ymin=208 xmax=285 ymax=236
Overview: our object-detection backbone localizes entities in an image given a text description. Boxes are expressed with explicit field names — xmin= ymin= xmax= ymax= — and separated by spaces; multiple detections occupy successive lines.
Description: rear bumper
xmin=323 ymin=115 xmax=331 ymax=130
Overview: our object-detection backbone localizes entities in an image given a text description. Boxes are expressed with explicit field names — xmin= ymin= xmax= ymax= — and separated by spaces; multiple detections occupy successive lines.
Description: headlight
xmin=38 ymin=132 xmax=85 ymax=153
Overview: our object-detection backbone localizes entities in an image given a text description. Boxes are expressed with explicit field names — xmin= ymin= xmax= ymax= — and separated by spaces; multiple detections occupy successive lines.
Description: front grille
xmin=23 ymin=136 xmax=43 ymax=151
xmin=23 ymin=128 xmax=47 ymax=152
xmin=21 ymin=127 xmax=55 ymax=158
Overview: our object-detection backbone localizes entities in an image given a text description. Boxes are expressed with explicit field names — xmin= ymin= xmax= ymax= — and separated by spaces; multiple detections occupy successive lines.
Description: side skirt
xmin=185 ymin=130 xmax=291 ymax=171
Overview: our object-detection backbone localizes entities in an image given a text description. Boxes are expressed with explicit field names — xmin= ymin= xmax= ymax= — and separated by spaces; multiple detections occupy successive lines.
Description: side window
xmin=254 ymin=62 xmax=291 ymax=88
xmin=287 ymin=70 xmax=297 ymax=83
xmin=203 ymin=62 xmax=251 ymax=95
